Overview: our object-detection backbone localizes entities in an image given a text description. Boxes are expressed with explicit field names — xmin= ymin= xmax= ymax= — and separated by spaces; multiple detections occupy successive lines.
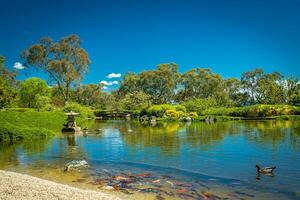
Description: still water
xmin=1 ymin=120 xmax=300 ymax=199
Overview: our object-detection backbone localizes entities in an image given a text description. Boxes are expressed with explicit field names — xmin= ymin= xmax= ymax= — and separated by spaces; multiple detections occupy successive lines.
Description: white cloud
xmin=13 ymin=62 xmax=25 ymax=70
xmin=106 ymin=73 xmax=121 ymax=79
xmin=100 ymin=80 xmax=119 ymax=86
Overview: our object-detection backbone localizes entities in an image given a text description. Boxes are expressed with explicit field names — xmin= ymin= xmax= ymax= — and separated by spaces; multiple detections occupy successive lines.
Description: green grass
xmin=0 ymin=109 xmax=66 ymax=142
xmin=202 ymin=104 xmax=300 ymax=117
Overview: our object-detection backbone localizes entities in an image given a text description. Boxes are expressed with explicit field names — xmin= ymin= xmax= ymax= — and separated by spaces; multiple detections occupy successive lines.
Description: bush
xmin=0 ymin=121 xmax=54 ymax=141
xmin=146 ymin=104 xmax=186 ymax=117
xmin=174 ymin=105 xmax=187 ymax=113
xmin=202 ymin=104 xmax=300 ymax=117
xmin=0 ymin=110 xmax=66 ymax=132
xmin=176 ymin=110 xmax=186 ymax=117
xmin=0 ymin=110 xmax=64 ymax=141
xmin=62 ymin=102 xmax=94 ymax=119
xmin=188 ymin=112 xmax=198 ymax=118
xmin=147 ymin=104 xmax=175 ymax=117
xmin=35 ymin=95 xmax=52 ymax=111
xmin=182 ymin=98 xmax=218 ymax=115
xmin=164 ymin=109 xmax=178 ymax=118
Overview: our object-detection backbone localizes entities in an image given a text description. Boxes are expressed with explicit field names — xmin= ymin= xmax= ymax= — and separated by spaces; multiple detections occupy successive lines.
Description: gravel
xmin=0 ymin=170 xmax=129 ymax=200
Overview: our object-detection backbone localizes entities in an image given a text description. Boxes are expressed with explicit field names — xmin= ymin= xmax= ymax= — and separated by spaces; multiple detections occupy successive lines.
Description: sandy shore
xmin=0 ymin=170 xmax=129 ymax=200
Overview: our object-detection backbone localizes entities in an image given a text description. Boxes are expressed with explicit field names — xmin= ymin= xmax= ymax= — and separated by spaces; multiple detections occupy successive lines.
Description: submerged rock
xmin=64 ymin=160 xmax=89 ymax=171
xmin=156 ymin=194 xmax=166 ymax=200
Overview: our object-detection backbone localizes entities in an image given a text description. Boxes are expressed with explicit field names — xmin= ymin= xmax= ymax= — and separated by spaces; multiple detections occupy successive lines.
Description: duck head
xmin=255 ymin=165 xmax=260 ymax=173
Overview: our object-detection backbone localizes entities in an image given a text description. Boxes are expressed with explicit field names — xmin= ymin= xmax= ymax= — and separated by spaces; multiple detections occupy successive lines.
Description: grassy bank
xmin=137 ymin=104 xmax=300 ymax=122
xmin=0 ymin=109 xmax=66 ymax=142
xmin=202 ymin=104 xmax=300 ymax=117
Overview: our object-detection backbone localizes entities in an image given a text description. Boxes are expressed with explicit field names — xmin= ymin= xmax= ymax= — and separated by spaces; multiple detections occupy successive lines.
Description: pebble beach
xmin=0 ymin=170 xmax=128 ymax=200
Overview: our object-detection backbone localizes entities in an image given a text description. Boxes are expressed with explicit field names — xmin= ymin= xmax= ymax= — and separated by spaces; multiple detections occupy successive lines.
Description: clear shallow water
xmin=1 ymin=120 xmax=300 ymax=199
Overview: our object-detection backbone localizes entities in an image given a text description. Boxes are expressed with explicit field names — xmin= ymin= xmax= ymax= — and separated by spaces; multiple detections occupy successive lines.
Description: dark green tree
xmin=19 ymin=77 xmax=50 ymax=108
xmin=0 ymin=56 xmax=18 ymax=108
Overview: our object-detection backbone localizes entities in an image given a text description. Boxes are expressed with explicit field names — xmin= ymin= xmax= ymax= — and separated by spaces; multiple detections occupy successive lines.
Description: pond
xmin=0 ymin=120 xmax=300 ymax=199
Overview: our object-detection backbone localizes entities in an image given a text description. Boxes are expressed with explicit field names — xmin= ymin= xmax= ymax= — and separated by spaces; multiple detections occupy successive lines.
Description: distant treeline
xmin=1 ymin=34 xmax=299 ymax=112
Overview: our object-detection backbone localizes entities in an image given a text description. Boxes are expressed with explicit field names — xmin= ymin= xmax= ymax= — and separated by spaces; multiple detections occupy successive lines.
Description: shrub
xmin=62 ymin=102 xmax=94 ymax=119
xmin=176 ymin=110 xmax=186 ymax=117
xmin=182 ymin=98 xmax=218 ymax=115
xmin=146 ymin=104 xmax=187 ymax=117
xmin=0 ymin=110 xmax=63 ymax=141
xmin=35 ymin=95 xmax=52 ymax=111
xmin=0 ymin=110 xmax=66 ymax=133
xmin=174 ymin=105 xmax=186 ymax=113
xmin=188 ymin=112 xmax=198 ymax=118
xmin=164 ymin=109 xmax=178 ymax=118
xmin=202 ymin=104 xmax=300 ymax=117
xmin=147 ymin=104 xmax=175 ymax=117
xmin=0 ymin=121 xmax=54 ymax=141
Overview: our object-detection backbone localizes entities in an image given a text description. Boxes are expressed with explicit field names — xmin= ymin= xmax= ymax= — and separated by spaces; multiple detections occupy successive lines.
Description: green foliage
xmin=182 ymin=98 xmax=218 ymax=115
xmin=188 ymin=112 xmax=198 ymax=118
xmin=0 ymin=121 xmax=54 ymax=141
xmin=174 ymin=105 xmax=187 ymax=113
xmin=62 ymin=102 xmax=94 ymax=119
xmin=0 ymin=110 xmax=66 ymax=141
xmin=35 ymin=95 xmax=53 ymax=111
xmin=290 ymin=91 xmax=300 ymax=106
xmin=71 ymin=83 xmax=109 ymax=108
xmin=202 ymin=104 xmax=300 ymax=117
xmin=0 ymin=56 xmax=18 ymax=108
xmin=164 ymin=109 xmax=178 ymax=118
xmin=19 ymin=77 xmax=50 ymax=108
xmin=21 ymin=35 xmax=90 ymax=102
xmin=120 ymin=91 xmax=151 ymax=110
xmin=163 ymin=109 xmax=186 ymax=118
xmin=118 ymin=63 xmax=179 ymax=104
xmin=146 ymin=104 xmax=186 ymax=117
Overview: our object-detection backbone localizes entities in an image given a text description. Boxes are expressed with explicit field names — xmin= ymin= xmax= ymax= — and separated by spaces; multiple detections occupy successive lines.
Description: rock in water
xmin=64 ymin=160 xmax=89 ymax=171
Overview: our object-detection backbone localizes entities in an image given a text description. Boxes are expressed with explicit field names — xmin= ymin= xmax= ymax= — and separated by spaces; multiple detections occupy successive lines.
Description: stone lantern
xmin=62 ymin=111 xmax=81 ymax=133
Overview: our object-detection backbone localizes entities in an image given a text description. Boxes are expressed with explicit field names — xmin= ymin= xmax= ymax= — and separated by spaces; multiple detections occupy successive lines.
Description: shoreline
xmin=0 ymin=170 xmax=129 ymax=200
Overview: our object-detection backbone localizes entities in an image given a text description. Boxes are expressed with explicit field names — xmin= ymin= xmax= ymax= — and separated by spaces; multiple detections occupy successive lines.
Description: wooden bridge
xmin=94 ymin=110 xmax=134 ymax=119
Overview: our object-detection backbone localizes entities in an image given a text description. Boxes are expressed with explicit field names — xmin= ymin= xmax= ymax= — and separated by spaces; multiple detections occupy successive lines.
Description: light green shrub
xmin=182 ymin=98 xmax=218 ymax=115
xmin=188 ymin=112 xmax=198 ymax=118
xmin=62 ymin=102 xmax=94 ymax=119
xmin=164 ymin=109 xmax=178 ymax=118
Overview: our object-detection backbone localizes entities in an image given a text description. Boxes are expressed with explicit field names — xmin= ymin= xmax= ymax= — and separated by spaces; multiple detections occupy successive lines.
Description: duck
xmin=255 ymin=165 xmax=276 ymax=174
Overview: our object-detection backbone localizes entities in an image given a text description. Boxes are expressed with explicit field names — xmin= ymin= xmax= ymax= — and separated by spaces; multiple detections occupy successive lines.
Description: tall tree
xmin=241 ymin=68 xmax=264 ymax=104
xmin=120 ymin=91 xmax=151 ymax=110
xmin=71 ymin=83 xmax=105 ymax=107
xmin=285 ymin=77 xmax=300 ymax=105
xmin=256 ymin=72 xmax=286 ymax=104
xmin=21 ymin=34 xmax=91 ymax=103
xmin=176 ymin=68 xmax=225 ymax=103
xmin=0 ymin=56 xmax=18 ymax=108
xmin=118 ymin=63 xmax=179 ymax=104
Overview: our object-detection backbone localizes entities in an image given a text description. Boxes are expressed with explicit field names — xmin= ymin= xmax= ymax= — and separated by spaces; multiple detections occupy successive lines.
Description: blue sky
xmin=0 ymin=0 xmax=300 ymax=90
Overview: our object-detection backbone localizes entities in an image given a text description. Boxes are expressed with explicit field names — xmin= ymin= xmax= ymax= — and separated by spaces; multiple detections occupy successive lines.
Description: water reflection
xmin=0 ymin=120 xmax=300 ymax=200
xmin=0 ymin=139 xmax=51 ymax=168
xmin=91 ymin=120 xmax=300 ymax=152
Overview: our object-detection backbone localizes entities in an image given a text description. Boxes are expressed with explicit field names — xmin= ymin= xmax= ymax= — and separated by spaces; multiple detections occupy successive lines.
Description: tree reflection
xmin=243 ymin=120 xmax=300 ymax=150
xmin=91 ymin=120 xmax=300 ymax=154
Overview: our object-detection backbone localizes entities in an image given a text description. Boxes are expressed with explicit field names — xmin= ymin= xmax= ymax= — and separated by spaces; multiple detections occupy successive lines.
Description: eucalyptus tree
xmin=241 ymin=68 xmax=264 ymax=104
xmin=21 ymin=34 xmax=91 ymax=103
xmin=256 ymin=72 xmax=286 ymax=104
xmin=176 ymin=68 xmax=225 ymax=103
xmin=118 ymin=63 xmax=179 ymax=104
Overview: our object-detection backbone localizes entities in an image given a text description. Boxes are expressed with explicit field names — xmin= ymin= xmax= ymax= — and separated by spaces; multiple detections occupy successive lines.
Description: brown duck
xmin=255 ymin=165 xmax=276 ymax=174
